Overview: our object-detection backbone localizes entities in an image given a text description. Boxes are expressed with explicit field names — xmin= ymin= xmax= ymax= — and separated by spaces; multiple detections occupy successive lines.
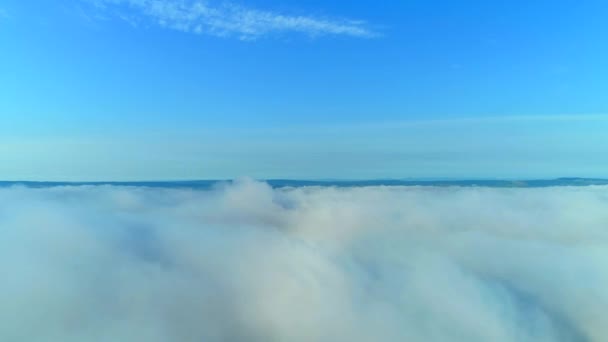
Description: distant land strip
xmin=1 ymin=178 xmax=608 ymax=189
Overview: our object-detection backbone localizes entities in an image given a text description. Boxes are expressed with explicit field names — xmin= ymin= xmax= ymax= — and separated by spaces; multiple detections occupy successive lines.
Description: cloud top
xmin=89 ymin=0 xmax=377 ymax=40
xmin=1 ymin=180 xmax=607 ymax=341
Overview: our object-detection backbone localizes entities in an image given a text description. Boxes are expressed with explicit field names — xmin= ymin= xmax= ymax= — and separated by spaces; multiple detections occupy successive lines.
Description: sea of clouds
xmin=0 ymin=179 xmax=606 ymax=341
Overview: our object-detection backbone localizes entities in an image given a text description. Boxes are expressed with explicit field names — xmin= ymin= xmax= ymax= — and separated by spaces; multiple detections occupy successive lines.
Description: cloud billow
xmin=0 ymin=180 xmax=606 ymax=341
xmin=90 ymin=0 xmax=377 ymax=40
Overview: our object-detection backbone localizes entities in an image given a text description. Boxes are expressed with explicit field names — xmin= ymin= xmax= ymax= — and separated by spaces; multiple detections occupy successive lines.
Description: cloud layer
xmin=89 ymin=0 xmax=376 ymax=40
xmin=1 ymin=180 xmax=607 ymax=341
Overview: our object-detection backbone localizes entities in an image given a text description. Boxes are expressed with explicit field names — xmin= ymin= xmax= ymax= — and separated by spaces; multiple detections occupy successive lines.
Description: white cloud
xmin=1 ymin=180 xmax=607 ymax=341
xmin=89 ymin=0 xmax=377 ymax=40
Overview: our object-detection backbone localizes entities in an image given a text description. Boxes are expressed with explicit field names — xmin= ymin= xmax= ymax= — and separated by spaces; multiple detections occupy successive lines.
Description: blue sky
xmin=1 ymin=0 xmax=607 ymax=180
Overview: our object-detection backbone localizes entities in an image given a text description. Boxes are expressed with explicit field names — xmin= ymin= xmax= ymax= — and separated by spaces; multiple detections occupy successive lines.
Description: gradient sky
xmin=1 ymin=0 xmax=607 ymax=181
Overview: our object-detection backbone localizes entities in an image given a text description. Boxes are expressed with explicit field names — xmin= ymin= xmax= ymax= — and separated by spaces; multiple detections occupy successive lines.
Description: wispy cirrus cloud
xmin=88 ymin=0 xmax=378 ymax=40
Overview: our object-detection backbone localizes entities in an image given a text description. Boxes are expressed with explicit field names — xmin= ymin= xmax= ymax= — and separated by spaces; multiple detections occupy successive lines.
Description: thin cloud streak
xmin=89 ymin=0 xmax=377 ymax=40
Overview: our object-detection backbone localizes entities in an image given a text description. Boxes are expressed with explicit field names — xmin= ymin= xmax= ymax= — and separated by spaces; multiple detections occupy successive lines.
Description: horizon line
xmin=1 ymin=177 xmax=607 ymax=185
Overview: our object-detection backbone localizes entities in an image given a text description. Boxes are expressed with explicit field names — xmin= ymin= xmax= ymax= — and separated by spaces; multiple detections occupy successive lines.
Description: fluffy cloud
xmin=0 ymin=180 xmax=607 ymax=341
xmin=89 ymin=0 xmax=376 ymax=40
